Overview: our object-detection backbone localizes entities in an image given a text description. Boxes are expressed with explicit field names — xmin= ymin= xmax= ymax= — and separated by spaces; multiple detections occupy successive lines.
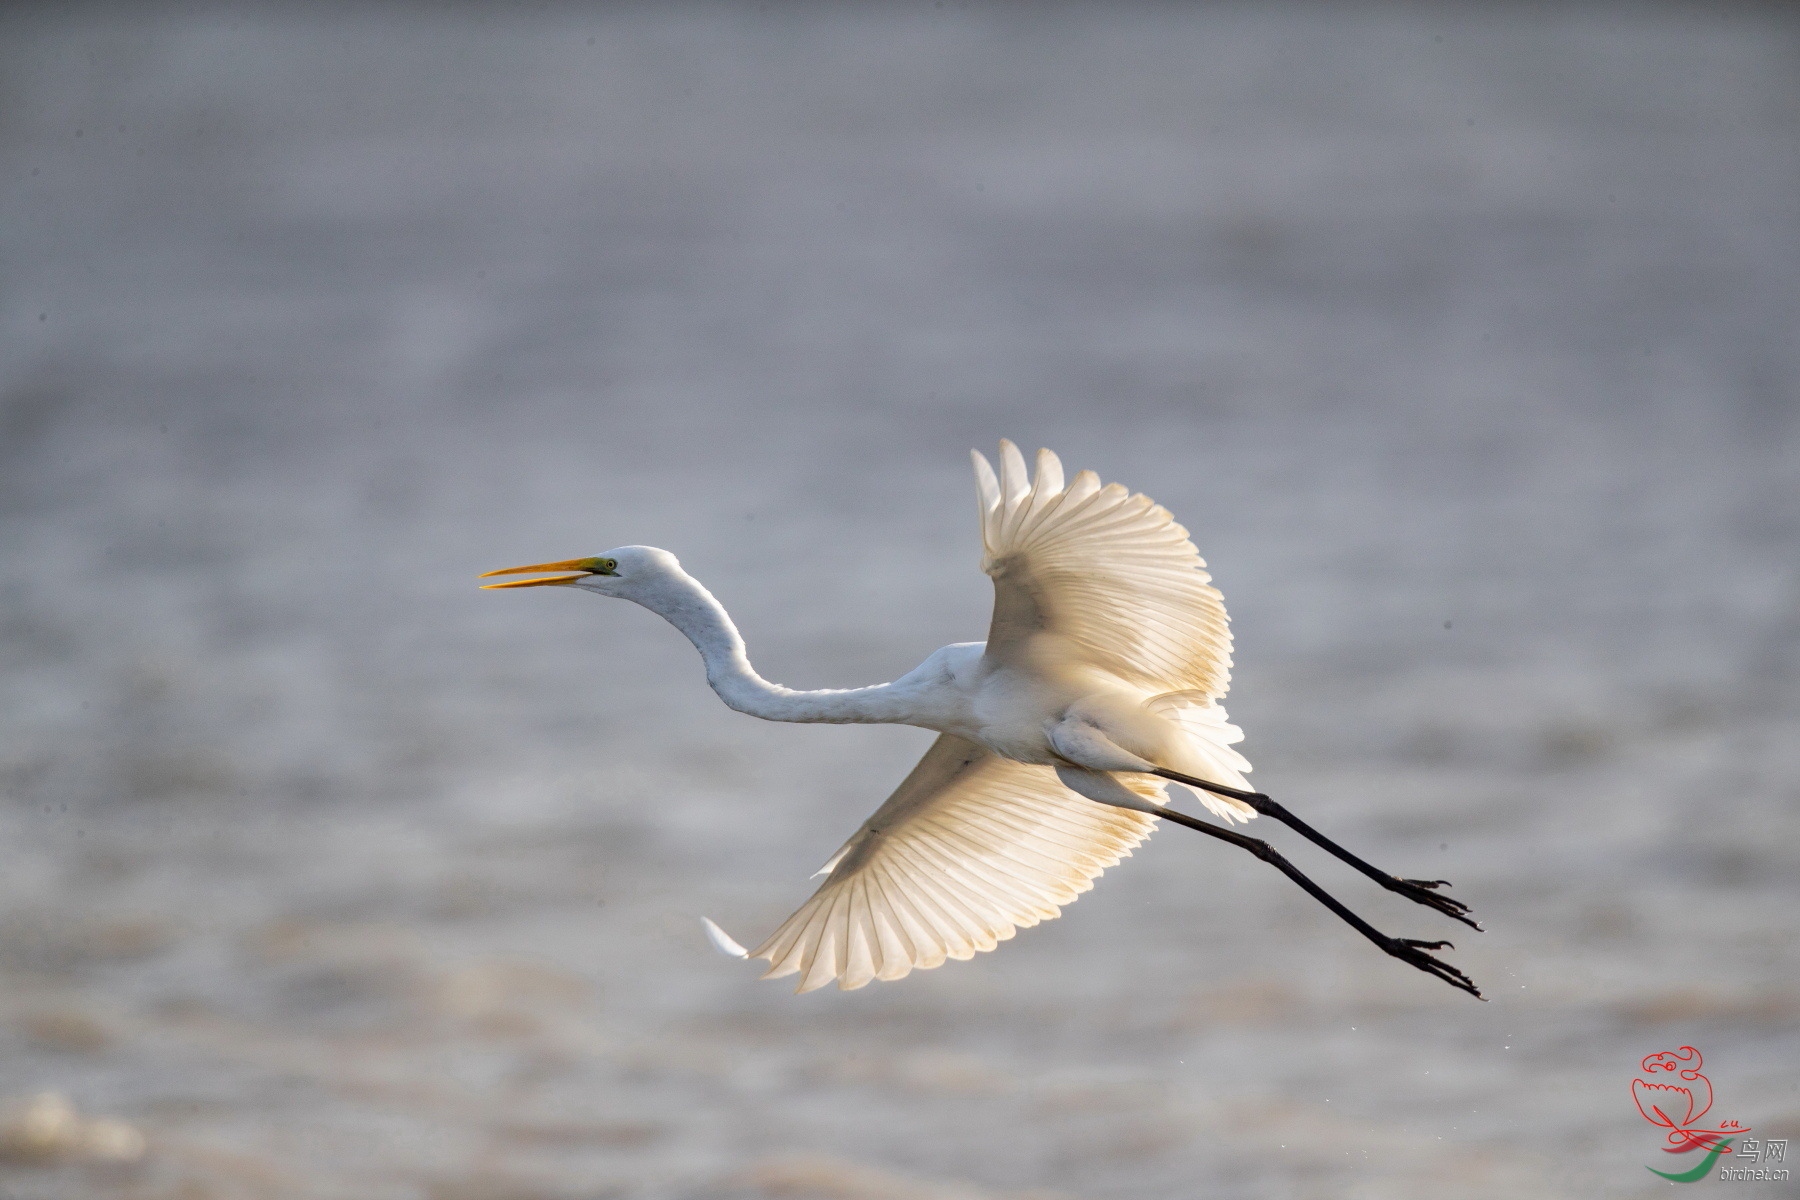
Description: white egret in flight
xmin=483 ymin=442 xmax=1482 ymax=998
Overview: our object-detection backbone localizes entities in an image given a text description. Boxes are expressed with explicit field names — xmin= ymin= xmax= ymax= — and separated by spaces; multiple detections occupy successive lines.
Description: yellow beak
xmin=478 ymin=558 xmax=601 ymax=589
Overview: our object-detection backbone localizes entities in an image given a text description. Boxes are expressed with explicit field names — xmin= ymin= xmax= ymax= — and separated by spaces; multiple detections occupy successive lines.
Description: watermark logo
xmin=1633 ymin=1046 xmax=1785 ymax=1183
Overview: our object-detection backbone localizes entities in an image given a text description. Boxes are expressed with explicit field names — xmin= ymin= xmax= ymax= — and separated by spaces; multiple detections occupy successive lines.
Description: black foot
xmin=1384 ymin=876 xmax=1483 ymax=931
xmin=1148 ymin=770 xmax=1486 ymax=935
xmin=1385 ymin=937 xmax=1484 ymax=999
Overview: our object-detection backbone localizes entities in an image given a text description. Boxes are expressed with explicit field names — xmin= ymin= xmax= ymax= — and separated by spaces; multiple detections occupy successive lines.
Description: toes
xmin=1389 ymin=878 xmax=1472 ymax=912
xmin=1389 ymin=879 xmax=1482 ymax=930
xmin=1385 ymin=939 xmax=1483 ymax=998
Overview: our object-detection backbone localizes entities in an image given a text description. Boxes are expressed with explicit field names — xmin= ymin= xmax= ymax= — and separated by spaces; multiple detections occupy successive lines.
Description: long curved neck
xmin=635 ymin=567 xmax=913 ymax=725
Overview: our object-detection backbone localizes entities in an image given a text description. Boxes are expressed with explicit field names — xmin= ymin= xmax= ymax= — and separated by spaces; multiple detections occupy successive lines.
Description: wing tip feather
xmin=701 ymin=917 xmax=750 ymax=959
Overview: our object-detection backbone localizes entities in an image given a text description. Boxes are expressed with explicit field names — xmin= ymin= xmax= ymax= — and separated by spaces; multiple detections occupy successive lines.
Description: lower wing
xmin=750 ymin=734 xmax=1159 ymax=992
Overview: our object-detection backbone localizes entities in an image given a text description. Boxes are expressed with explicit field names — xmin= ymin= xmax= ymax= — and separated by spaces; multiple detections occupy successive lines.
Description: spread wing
xmin=749 ymin=734 xmax=1158 ymax=992
xmin=973 ymin=440 xmax=1232 ymax=700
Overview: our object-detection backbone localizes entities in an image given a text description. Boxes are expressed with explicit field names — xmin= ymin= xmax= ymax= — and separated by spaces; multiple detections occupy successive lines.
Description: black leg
xmin=1152 ymin=768 xmax=1481 ymax=932
xmin=1148 ymin=802 xmax=1485 ymax=999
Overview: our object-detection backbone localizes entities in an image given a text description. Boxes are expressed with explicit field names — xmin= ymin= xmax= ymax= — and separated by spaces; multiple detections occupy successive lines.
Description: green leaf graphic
xmin=1647 ymin=1138 xmax=1733 ymax=1182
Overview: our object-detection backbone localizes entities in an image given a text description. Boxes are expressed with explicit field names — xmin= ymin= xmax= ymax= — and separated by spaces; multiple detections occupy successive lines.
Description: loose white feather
xmin=701 ymin=917 xmax=749 ymax=958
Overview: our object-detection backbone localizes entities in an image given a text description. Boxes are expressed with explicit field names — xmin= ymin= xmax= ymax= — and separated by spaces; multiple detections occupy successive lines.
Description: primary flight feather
xmin=483 ymin=442 xmax=1483 ymax=998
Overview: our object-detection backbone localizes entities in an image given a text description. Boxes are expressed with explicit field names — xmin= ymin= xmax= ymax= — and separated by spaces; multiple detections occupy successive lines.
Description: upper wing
xmin=973 ymin=440 xmax=1232 ymax=700
xmin=750 ymin=734 xmax=1158 ymax=992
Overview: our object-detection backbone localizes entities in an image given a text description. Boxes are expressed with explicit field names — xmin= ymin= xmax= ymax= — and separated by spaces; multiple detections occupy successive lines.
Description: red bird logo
xmin=1633 ymin=1046 xmax=1747 ymax=1154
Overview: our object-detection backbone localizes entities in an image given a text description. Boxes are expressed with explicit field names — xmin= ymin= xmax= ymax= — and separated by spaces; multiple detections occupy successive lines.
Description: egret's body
xmin=485 ymin=442 xmax=1481 ymax=997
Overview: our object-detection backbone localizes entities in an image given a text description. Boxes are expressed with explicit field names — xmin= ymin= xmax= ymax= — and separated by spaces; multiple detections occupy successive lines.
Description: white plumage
xmin=752 ymin=734 xmax=1158 ymax=992
xmin=747 ymin=443 xmax=1252 ymax=990
xmin=483 ymin=442 xmax=1483 ymax=999
xmin=975 ymin=443 xmax=1236 ymax=704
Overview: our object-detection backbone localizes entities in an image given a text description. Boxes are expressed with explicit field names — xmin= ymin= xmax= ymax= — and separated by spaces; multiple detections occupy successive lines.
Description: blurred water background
xmin=2 ymin=4 xmax=1798 ymax=1198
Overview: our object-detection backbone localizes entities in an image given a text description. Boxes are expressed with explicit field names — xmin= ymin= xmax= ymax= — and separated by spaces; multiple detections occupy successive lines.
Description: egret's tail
xmin=701 ymin=917 xmax=749 ymax=959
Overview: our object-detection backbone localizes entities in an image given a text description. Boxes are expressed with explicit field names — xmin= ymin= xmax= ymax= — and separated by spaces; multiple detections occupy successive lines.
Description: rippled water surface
xmin=2 ymin=5 xmax=1797 ymax=1198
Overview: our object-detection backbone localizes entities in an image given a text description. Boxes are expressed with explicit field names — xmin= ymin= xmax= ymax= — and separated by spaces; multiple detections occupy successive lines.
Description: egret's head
xmin=479 ymin=545 xmax=680 ymax=599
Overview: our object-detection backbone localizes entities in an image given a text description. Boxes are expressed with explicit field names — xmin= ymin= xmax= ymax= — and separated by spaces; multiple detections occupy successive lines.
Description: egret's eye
xmin=595 ymin=558 xmax=618 ymax=574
